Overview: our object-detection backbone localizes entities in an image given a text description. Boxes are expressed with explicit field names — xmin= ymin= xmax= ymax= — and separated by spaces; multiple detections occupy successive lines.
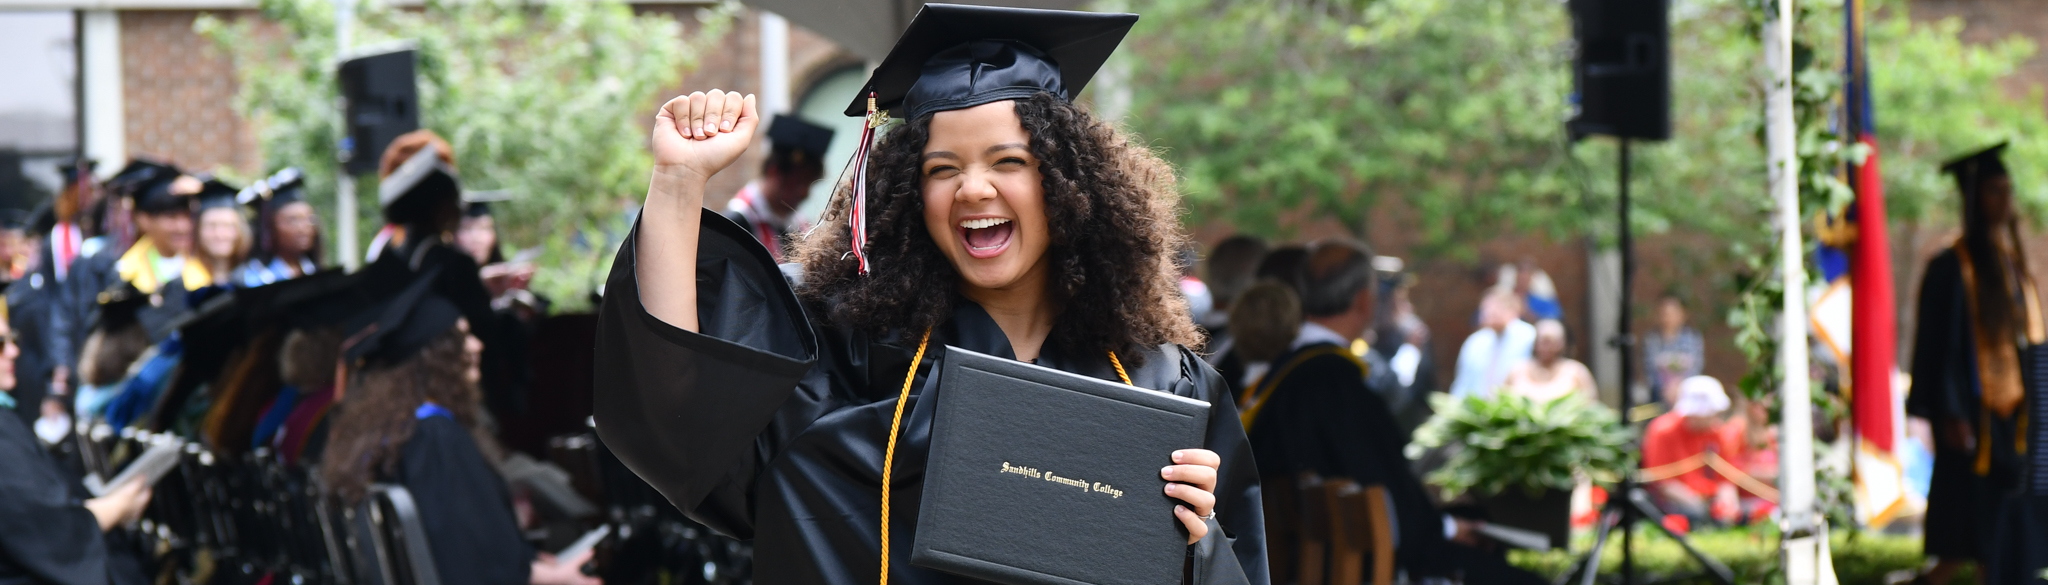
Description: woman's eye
xmin=926 ymin=165 xmax=959 ymax=178
xmin=995 ymin=157 xmax=1028 ymax=168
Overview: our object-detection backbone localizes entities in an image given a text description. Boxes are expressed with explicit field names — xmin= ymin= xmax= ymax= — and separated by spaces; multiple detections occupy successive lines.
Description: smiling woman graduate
xmin=592 ymin=4 xmax=1267 ymax=584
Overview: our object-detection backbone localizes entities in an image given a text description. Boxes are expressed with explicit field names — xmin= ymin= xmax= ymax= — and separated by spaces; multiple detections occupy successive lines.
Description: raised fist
xmin=651 ymin=89 xmax=759 ymax=183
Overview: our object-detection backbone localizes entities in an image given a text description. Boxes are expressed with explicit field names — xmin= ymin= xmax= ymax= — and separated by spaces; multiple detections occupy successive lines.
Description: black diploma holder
xmin=912 ymin=347 xmax=1212 ymax=585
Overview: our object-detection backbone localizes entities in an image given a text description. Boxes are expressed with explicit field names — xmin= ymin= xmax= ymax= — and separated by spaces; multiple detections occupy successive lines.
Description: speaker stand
xmin=1555 ymin=138 xmax=1731 ymax=585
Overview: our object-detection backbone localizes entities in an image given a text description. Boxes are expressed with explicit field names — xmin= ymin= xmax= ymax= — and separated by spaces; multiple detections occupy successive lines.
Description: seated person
xmin=1502 ymin=319 xmax=1599 ymax=405
xmin=0 ymin=309 xmax=153 ymax=585
xmin=1243 ymin=239 xmax=1545 ymax=585
xmin=1643 ymin=375 xmax=1740 ymax=525
xmin=319 ymin=284 xmax=598 ymax=585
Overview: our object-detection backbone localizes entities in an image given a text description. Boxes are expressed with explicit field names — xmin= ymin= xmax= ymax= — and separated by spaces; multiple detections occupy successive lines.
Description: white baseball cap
xmin=1672 ymin=375 xmax=1731 ymax=417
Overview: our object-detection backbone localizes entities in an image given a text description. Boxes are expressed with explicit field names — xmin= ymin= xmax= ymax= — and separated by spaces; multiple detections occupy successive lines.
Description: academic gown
xmin=0 ymin=406 xmax=148 ymax=585
xmin=1244 ymin=342 xmax=1543 ymax=585
xmin=1909 ymin=250 xmax=2000 ymax=561
xmin=393 ymin=413 xmax=535 ymax=585
xmin=593 ymin=209 xmax=1268 ymax=584
xmin=1910 ymin=249 xmax=2048 ymax=580
xmin=7 ymin=249 xmax=68 ymax=427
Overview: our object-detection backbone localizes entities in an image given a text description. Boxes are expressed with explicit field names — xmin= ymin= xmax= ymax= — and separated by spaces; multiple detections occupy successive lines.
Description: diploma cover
xmin=912 ymin=347 xmax=1211 ymax=585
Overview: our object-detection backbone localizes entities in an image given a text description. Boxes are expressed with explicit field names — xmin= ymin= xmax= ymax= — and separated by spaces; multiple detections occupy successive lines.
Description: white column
xmin=759 ymin=11 xmax=790 ymax=116
xmin=1586 ymin=245 xmax=1622 ymax=406
xmin=79 ymin=9 xmax=124 ymax=175
xmin=1766 ymin=0 xmax=1831 ymax=581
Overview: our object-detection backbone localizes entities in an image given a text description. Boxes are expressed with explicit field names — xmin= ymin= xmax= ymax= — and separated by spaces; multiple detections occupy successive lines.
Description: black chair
xmin=342 ymin=484 xmax=442 ymax=585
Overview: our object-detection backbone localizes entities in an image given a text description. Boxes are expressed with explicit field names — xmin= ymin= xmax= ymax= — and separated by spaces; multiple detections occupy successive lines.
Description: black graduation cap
xmin=462 ymin=189 xmax=512 ymax=218
xmin=193 ymin=175 xmax=244 ymax=212
xmin=106 ymin=159 xmax=179 ymax=197
xmin=378 ymin=146 xmax=460 ymax=223
xmin=94 ymin=281 xmax=193 ymax=342
xmin=343 ymin=264 xmax=464 ymax=366
xmin=0 ymin=209 xmax=31 ymax=232
xmin=766 ymin=115 xmax=835 ymax=164
xmin=841 ymin=4 xmax=1138 ymax=121
xmin=58 ymin=159 xmax=96 ymax=187
xmin=1942 ymin=141 xmax=2010 ymax=195
xmin=238 ymin=167 xmax=308 ymax=208
xmin=132 ymin=172 xmax=199 ymax=215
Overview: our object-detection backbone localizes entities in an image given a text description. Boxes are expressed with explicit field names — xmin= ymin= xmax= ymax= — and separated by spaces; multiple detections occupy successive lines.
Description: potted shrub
xmin=1409 ymin=393 xmax=1632 ymax=548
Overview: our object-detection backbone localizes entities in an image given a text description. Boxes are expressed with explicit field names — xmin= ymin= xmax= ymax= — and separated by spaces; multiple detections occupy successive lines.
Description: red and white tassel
xmin=849 ymin=92 xmax=887 ymax=275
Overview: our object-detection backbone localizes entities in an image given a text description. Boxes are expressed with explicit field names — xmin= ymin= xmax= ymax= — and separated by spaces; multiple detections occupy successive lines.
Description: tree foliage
xmin=1124 ymin=0 xmax=2048 ymax=253
xmin=197 ymin=0 xmax=736 ymax=308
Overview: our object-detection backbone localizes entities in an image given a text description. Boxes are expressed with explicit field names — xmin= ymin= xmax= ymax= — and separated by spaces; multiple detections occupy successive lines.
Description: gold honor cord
xmin=877 ymin=330 xmax=1133 ymax=584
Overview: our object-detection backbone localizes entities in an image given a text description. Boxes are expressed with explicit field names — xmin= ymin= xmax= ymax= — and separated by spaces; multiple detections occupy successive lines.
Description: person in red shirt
xmin=1642 ymin=375 xmax=1740 ymax=524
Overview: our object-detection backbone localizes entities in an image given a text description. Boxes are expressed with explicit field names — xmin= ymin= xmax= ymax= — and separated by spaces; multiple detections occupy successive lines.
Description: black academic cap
xmin=57 ymin=159 xmax=96 ymax=187
xmin=767 ymin=115 xmax=835 ymax=161
xmin=841 ymin=4 xmax=1138 ymax=121
xmin=378 ymin=145 xmax=461 ymax=218
xmin=194 ymin=176 xmax=244 ymax=212
xmin=462 ymin=189 xmax=512 ymax=218
xmin=106 ymin=159 xmax=179 ymax=196
xmin=343 ymin=265 xmax=464 ymax=366
xmin=132 ymin=172 xmax=198 ymax=215
xmin=1943 ymin=141 xmax=2011 ymax=194
xmin=238 ymin=167 xmax=308 ymax=208
xmin=0 ymin=209 xmax=31 ymax=232
xmin=94 ymin=281 xmax=192 ymax=341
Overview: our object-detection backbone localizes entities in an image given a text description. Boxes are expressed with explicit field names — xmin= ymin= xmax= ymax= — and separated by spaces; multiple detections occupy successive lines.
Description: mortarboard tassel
xmin=849 ymin=93 xmax=887 ymax=275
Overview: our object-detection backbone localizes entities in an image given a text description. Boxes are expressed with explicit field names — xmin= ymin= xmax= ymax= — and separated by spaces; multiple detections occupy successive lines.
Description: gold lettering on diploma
xmin=997 ymin=462 xmax=1123 ymax=499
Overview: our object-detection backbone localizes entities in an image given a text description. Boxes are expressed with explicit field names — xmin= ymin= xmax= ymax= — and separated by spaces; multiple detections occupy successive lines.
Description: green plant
xmin=1409 ymin=394 xmax=1632 ymax=499
xmin=1508 ymin=525 xmax=1930 ymax=584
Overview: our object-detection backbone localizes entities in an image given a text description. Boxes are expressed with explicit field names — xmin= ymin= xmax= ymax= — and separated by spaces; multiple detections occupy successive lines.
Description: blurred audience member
xmin=1200 ymin=235 xmax=1270 ymax=398
xmin=1497 ymin=258 xmax=1563 ymax=322
xmin=1643 ymin=376 xmax=1738 ymax=525
xmin=1642 ymin=293 xmax=1705 ymax=408
xmin=1450 ymin=289 xmax=1534 ymax=398
xmin=1503 ymin=319 xmax=1598 ymax=405
xmin=1254 ymin=245 xmax=1309 ymax=298
xmin=1369 ymin=270 xmax=1435 ymax=434
xmin=1227 ymin=280 xmax=1302 ymax=392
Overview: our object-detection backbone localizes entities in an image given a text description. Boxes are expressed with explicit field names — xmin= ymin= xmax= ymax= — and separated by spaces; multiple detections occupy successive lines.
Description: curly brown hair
xmin=320 ymin=329 xmax=494 ymax=503
xmin=790 ymin=93 xmax=1198 ymax=363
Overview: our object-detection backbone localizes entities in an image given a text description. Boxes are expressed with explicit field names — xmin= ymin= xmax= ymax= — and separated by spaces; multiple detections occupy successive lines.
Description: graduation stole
xmin=1954 ymin=236 xmax=2046 ymax=476
xmin=1237 ymin=344 xmax=1368 ymax=432
xmin=1953 ymin=237 xmax=2045 ymax=419
xmin=877 ymin=330 xmax=1132 ymax=583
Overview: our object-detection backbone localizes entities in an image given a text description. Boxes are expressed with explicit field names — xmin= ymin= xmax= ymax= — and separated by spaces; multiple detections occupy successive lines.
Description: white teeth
xmin=959 ymin=218 xmax=1011 ymax=230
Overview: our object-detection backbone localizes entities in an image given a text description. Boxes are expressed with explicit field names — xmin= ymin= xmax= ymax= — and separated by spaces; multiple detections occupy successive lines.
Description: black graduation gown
xmin=7 ymin=245 xmax=68 ymax=426
xmin=1244 ymin=342 xmax=1543 ymax=585
xmin=393 ymin=414 xmax=534 ymax=585
xmin=0 ymin=407 xmax=113 ymax=585
xmin=593 ymin=209 xmax=1268 ymax=584
xmin=59 ymin=244 xmax=119 ymax=363
xmin=1908 ymin=250 xmax=1996 ymax=560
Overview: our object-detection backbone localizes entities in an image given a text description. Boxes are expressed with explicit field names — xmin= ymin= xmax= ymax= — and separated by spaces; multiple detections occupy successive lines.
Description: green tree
xmin=197 ymin=0 xmax=736 ymax=308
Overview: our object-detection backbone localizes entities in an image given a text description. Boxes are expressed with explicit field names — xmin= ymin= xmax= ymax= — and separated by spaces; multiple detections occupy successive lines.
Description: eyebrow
xmin=922 ymin=143 xmax=1031 ymax=162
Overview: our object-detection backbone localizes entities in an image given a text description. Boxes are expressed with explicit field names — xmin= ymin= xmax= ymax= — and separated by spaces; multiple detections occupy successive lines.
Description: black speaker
xmin=338 ymin=47 xmax=420 ymax=175
xmin=1567 ymin=0 xmax=1670 ymax=141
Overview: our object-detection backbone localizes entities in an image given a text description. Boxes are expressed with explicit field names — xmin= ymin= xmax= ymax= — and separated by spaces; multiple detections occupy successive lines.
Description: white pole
xmin=79 ymin=9 xmax=124 ymax=175
xmin=759 ymin=11 xmax=790 ymax=116
xmin=1766 ymin=0 xmax=1832 ymax=581
xmin=335 ymin=0 xmax=360 ymax=270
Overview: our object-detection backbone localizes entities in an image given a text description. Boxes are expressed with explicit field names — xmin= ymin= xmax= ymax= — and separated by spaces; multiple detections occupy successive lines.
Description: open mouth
xmin=958 ymin=217 xmax=1014 ymax=259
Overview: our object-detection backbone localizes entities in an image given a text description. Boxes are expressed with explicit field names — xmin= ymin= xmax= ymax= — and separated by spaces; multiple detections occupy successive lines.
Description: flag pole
xmin=1765 ymin=0 xmax=1834 ymax=581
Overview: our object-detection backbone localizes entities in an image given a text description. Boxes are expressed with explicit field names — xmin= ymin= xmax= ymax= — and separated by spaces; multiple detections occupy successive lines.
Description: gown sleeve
xmin=1908 ymin=251 xmax=1972 ymax=423
xmin=0 ymin=412 xmax=111 ymax=585
xmin=592 ymin=209 xmax=822 ymax=539
xmin=1180 ymin=346 xmax=1271 ymax=585
xmin=398 ymin=416 xmax=535 ymax=585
